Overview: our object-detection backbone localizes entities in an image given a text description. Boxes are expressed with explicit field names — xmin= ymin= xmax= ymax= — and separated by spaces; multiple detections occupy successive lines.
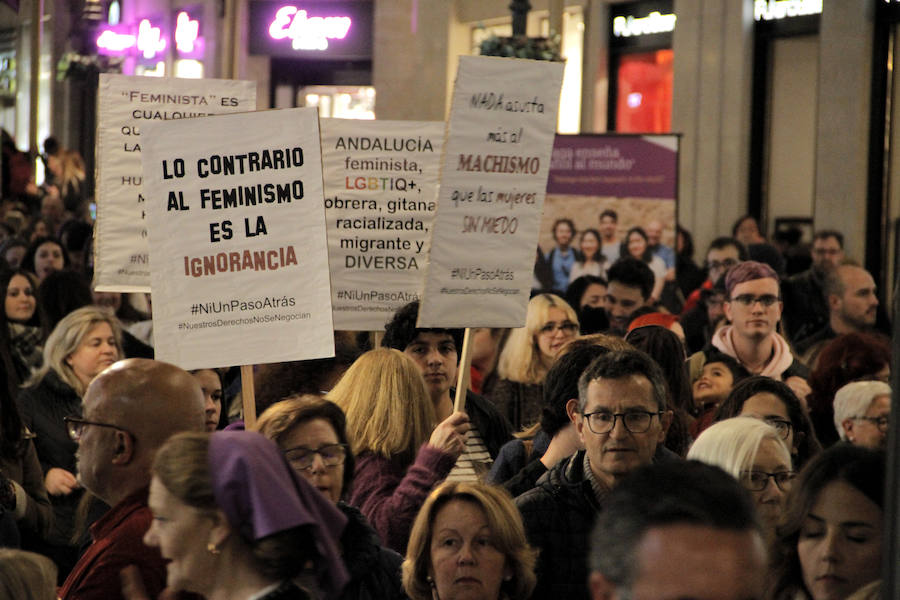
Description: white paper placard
xmin=94 ymin=74 xmax=257 ymax=292
xmin=140 ymin=108 xmax=334 ymax=370
xmin=320 ymin=119 xmax=444 ymax=330
xmin=417 ymin=56 xmax=564 ymax=327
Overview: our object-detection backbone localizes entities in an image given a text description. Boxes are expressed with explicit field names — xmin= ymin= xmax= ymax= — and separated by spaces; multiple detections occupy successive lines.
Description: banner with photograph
xmin=320 ymin=119 xmax=444 ymax=330
xmin=417 ymin=55 xmax=564 ymax=327
xmin=538 ymin=134 xmax=679 ymax=305
xmin=140 ymin=108 xmax=334 ymax=370
xmin=94 ymin=74 xmax=257 ymax=292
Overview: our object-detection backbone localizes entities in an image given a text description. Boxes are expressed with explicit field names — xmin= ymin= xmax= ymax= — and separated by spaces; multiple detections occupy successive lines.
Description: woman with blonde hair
xmin=688 ymin=417 xmax=794 ymax=537
xmin=402 ymin=480 xmax=537 ymax=600
xmin=17 ymin=306 xmax=122 ymax=579
xmin=329 ymin=348 xmax=469 ymax=554
xmin=0 ymin=549 xmax=57 ymax=600
xmin=490 ymin=294 xmax=578 ymax=429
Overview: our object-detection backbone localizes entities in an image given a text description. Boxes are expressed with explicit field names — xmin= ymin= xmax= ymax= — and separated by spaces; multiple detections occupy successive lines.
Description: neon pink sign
xmin=175 ymin=11 xmax=200 ymax=53
xmin=267 ymin=6 xmax=352 ymax=51
xmin=96 ymin=18 xmax=166 ymax=58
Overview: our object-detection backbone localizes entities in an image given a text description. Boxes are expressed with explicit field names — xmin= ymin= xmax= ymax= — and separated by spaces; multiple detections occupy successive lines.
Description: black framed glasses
xmin=740 ymin=470 xmax=795 ymax=492
xmin=760 ymin=417 xmax=793 ymax=440
xmin=284 ymin=443 xmax=348 ymax=471
xmin=707 ymin=258 xmax=738 ymax=272
xmin=728 ymin=294 xmax=781 ymax=307
xmin=63 ymin=416 xmax=134 ymax=442
xmin=582 ymin=410 xmax=662 ymax=435
xmin=854 ymin=416 xmax=889 ymax=432
xmin=538 ymin=321 xmax=578 ymax=335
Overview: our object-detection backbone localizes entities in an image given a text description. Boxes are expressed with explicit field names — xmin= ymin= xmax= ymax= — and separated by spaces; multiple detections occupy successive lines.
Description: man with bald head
xmin=59 ymin=358 xmax=206 ymax=600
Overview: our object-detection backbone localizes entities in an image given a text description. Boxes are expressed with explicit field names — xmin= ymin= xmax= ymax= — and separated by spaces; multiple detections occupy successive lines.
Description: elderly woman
xmin=688 ymin=417 xmax=793 ymax=538
xmin=832 ymin=381 xmax=890 ymax=450
xmin=138 ymin=430 xmax=348 ymax=600
xmin=490 ymin=294 xmax=579 ymax=429
xmin=402 ymin=480 xmax=536 ymax=600
xmin=768 ymin=444 xmax=885 ymax=600
xmin=16 ymin=306 xmax=121 ymax=579
xmin=256 ymin=395 xmax=406 ymax=600
xmin=328 ymin=348 xmax=469 ymax=555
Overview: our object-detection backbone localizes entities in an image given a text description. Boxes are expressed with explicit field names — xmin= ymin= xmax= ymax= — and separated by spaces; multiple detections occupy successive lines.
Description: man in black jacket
xmin=515 ymin=349 xmax=674 ymax=599
xmin=382 ymin=302 xmax=513 ymax=479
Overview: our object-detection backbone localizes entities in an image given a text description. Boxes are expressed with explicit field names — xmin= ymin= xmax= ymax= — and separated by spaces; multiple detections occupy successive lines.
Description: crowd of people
xmin=0 ymin=130 xmax=894 ymax=600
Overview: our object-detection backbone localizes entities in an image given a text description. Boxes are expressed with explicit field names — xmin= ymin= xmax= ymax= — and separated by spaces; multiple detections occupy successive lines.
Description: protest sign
xmin=418 ymin=55 xmax=564 ymax=327
xmin=320 ymin=119 xmax=444 ymax=330
xmin=94 ymin=74 xmax=256 ymax=292
xmin=140 ymin=108 xmax=334 ymax=369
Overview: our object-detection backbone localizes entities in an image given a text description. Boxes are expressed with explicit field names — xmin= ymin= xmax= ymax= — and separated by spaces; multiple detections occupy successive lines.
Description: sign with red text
xmin=94 ymin=74 xmax=256 ymax=292
xmin=321 ymin=119 xmax=444 ymax=330
xmin=140 ymin=108 xmax=334 ymax=369
xmin=417 ymin=56 xmax=564 ymax=327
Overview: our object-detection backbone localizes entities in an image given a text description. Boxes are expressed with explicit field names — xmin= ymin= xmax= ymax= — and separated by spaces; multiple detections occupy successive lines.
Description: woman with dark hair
xmin=568 ymin=228 xmax=606 ymax=283
xmin=20 ymin=237 xmax=68 ymax=282
xmin=256 ymin=395 xmax=406 ymax=600
xmin=768 ymin=444 xmax=885 ymax=600
xmin=1 ymin=268 xmax=43 ymax=385
xmin=715 ymin=376 xmax=822 ymax=470
xmin=676 ymin=225 xmax=706 ymax=298
xmin=137 ymin=430 xmax=348 ymax=599
xmin=620 ymin=227 xmax=665 ymax=303
xmin=190 ymin=369 xmax=224 ymax=432
xmin=564 ymin=275 xmax=609 ymax=335
xmin=806 ymin=332 xmax=890 ymax=448
xmin=0 ymin=238 xmax=28 ymax=270
xmin=625 ymin=325 xmax=692 ymax=456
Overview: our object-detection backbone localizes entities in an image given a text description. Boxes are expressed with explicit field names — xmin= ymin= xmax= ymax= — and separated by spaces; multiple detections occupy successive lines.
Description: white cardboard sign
xmin=94 ymin=74 xmax=257 ymax=292
xmin=320 ymin=119 xmax=444 ymax=330
xmin=140 ymin=108 xmax=334 ymax=369
xmin=418 ymin=56 xmax=564 ymax=327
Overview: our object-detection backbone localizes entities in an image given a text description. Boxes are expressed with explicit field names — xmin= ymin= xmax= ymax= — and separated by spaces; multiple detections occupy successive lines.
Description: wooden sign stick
xmin=241 ymin=364 xmax=257 ymax=429
xmin=453 ymin=328 xmax=474 ymax=412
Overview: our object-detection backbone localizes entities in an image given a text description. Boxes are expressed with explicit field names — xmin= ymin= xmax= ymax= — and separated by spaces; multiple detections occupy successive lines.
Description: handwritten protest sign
xmin=140 ymin=108 xmax=334 ymax=369
xmin=320 ymin=119 xmax=444 ymax=330
xmin=418 ymin=56 xmax=564 ymax=327
xmin=94 ymin=74 xmax=256 ymax=292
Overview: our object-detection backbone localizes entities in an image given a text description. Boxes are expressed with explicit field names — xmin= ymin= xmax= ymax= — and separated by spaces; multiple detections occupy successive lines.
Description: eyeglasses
xmin=728 ymin=294 xmax=781 ymax=307
xmin=284 ymin=444 xmax=348 ymax=471
xmin=740 ymin=470 xmax=795 ymax=492
xmin=854 ymin=416 xmax=889 ymax=432
xmin=760 ymin=417 xmax=793 ymax=440
xmin=708 ymin=259 xmax=738 ymax=271
xmin=63 ymin=416 xmax=133 ymax=442
xmin=539 ymin=321 xmax=578 ymax=335
xmin=582 ymin=410 xmax=662 ymax=434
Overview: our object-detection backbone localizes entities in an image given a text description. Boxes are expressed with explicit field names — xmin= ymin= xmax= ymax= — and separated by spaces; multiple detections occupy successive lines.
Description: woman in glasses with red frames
xmin=16 ymin=306 xmax=122 ymax=581
xmin=255 ymin=395 xmax=406 ymax=600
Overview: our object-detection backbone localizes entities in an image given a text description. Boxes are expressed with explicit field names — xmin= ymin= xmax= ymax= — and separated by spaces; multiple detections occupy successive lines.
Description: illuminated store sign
xmin=612 ymin=11 xmax=676 ymax=37
xmin=268 ymin=6 xmax=352 ymax=50
xmin=754 ymin=0 xmax=822 ymax=21
xmin=96 ymin=12 xmax=203 ymax=59
xmin=249 ymin=1 xmax=372 ymax=60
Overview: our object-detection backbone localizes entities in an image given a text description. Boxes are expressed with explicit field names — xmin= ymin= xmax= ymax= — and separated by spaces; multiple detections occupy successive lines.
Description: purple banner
xmin=547 ymin=134 xmax=678 ymax=199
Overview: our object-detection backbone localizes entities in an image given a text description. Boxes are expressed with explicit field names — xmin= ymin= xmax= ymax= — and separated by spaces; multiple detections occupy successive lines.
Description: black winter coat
xmin=337 ymin=502 xmax=407 ymax=600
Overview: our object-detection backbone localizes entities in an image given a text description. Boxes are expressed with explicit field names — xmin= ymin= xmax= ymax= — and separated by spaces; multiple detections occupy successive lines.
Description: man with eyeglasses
xmin=690 ymin=261 xmax=810 ymax=401
xmin=781 ymin=230 xmax=845 ymax=344
xmin=833 ymin=380 xmax=892 ymax=450
xmin=59 ymin=359 xmax=206 ymax=600
xmin=515 ymin=349 xmax=675 ymax=599
xmin=680 ymin=236 xmax=748 ymax=316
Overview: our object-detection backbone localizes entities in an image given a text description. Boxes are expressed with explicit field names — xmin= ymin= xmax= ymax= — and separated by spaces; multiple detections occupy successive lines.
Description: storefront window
xmin=615 ymin=49 xmax=672 ymax=133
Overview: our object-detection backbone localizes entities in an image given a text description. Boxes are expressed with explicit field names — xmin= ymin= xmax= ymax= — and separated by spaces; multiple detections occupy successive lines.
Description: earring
xmin=207 ymin=542 xmax=220 ymax=555
xmin=504 ymin=575 xmax=512 ymax=581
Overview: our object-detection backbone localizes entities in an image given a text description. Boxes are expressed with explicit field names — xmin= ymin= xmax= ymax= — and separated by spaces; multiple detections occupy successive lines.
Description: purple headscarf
xmin=208 ymin=430 xmax=349 ymax=599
